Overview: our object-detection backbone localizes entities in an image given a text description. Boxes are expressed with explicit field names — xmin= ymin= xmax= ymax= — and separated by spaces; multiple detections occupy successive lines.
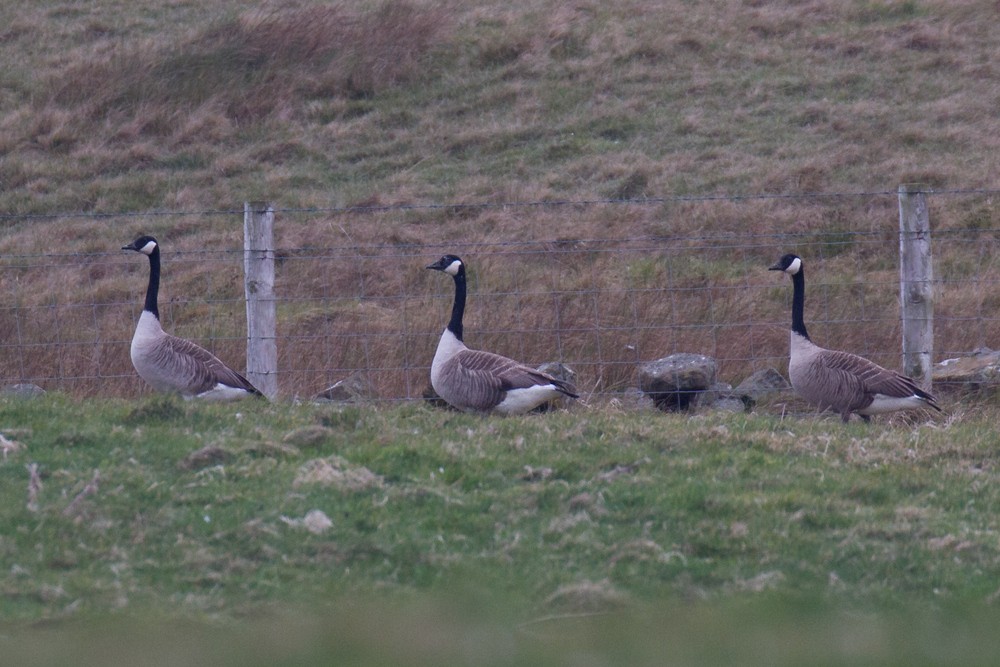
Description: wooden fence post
xmin=897 ymin=184 xmax=933 ymax=390
xmin=244 ymin=202 xmax=278 ymax=399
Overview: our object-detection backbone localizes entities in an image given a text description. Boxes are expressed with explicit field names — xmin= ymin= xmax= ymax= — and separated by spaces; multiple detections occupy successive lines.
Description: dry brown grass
xmin=44 ymin=3 xmax=450 ymax=121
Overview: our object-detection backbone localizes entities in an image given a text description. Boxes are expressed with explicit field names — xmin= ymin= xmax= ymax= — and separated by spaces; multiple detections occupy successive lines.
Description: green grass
xmin=2 ymin=393 xmax=1000 ymax=664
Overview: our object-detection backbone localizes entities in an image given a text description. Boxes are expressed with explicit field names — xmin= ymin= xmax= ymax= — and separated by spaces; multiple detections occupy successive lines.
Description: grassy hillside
xmin=1 ymin=0 xmax=1000 ymax=399
xmin=2 ymin=1 xmax=999 ymax=213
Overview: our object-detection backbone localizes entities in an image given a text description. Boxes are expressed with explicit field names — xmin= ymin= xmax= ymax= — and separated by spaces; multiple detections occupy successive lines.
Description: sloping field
xmin=1 ymin=1 xmax=1000 ymax=400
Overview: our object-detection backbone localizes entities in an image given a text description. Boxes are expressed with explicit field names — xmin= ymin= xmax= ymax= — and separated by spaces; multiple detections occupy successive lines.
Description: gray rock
xmin=734 ymin=368 xmax=790 ymax=399
xmin=617 ymin=386 xmax=656 ymax=411
xmin=701 ymin=381 xmax=733 ymax=404
xmin=2 ymin=384 xmax=45 ymax=398
xmin=702 ymin=382 xmax=756 ymax=413
xmin=312 ymin=372 xmax=378 ymax=404
xmin=726 ymin=368 xmax=793 ymax=411
xmin=711 ymin=395 xmax=752 ymax=413
xmin=933 ymin=348 xmax=1000 ymax=391
xmin=638 ymin=353 xmax=717 ymax=411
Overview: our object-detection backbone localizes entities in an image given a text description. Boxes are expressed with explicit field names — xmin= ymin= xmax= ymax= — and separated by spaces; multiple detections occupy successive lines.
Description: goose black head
xmin=769 ymin=253 xmax=802 ymax=275
xmin=123 ymin=235 xmax=159 ymax=256
xmin=426 ymin=254 xmax=465 ymax=277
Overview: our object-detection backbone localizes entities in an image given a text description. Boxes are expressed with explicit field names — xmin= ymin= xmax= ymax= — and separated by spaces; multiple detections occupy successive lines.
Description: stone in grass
xmin=312 ymin=372 xmax=378 ymax=403
xmin=2 ymin=384 xmax=45 ymax=398
xmin=705 ymin=381 xmax=762 ymax=414
xmin=933 ymin=347 xmax=1000 ymax=392
xmin=615 ymin=387 xmax=656 ymax=411
xmin=638 ymin=353 xmax=717 ymax=411
xmin=734 ymin=368 xmax=790 ymax=401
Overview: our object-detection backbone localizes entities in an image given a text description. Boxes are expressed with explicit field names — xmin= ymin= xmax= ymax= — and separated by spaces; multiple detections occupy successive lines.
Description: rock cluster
xmin=638 ymin=355 xmax=790 ymax=413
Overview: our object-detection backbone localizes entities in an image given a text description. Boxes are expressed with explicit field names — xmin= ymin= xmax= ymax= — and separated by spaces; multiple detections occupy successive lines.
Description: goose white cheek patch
xmin=140 ymin=241 xmax=158 ymax=255
xmin=444 ymin=260 xmax=462 ymax=276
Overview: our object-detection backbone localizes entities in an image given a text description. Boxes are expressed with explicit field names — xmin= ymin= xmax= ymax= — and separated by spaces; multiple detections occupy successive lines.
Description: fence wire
xmin=2 ymin=190 xmax=999 ymax=401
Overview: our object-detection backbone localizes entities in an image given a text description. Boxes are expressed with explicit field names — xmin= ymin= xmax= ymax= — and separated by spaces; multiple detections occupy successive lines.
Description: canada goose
xmin=769 ymin=253 xmax=940 ymax=422
xmin=122 ymin=235 xmax=263 ymax=401
xmin=426 ymin=254 xmax=578 ymax=414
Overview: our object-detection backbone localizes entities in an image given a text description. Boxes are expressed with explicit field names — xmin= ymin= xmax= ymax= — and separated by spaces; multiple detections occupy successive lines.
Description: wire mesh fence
xmin=2 ymin=189 xmax=999 ymax=401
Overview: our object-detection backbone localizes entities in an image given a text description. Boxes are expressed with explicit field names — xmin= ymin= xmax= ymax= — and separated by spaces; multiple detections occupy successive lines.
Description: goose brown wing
xmin=820 ymin=349 xmax=924 ymax=400
xmin=824 ymin=351 xmax=927 ymax=410
xmin=165 ymin=334 xmax=262 ymax=396
xmin=807 ymin=350 xmax=872 ymax=410
xmin=442 ymin=350 xmax=511 ymax=410
xmin=461 ymin=349 xmax=575 ymax=393
xmin=445 ymin=349 xmax=574 ymax=411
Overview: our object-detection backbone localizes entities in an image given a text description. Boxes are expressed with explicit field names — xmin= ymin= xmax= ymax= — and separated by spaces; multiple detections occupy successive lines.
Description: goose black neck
xmin=790 ymin=267 xmax=809 ymax=340
xmin=448 ymin=270 xmax=465 ymax=341
xmin=144 ymin=247 xmax=161 ymax=319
